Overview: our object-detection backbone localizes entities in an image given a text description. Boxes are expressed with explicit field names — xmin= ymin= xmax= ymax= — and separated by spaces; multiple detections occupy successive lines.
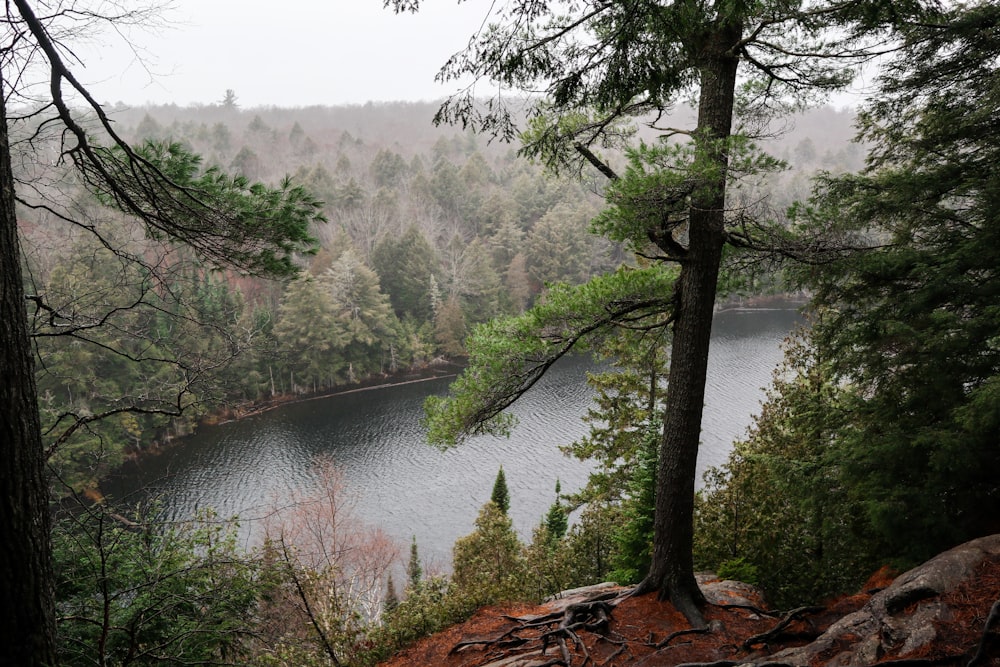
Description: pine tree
xmin=393 ymin=0 xmax=934 ymax=625
xmin=1 ymin=3 xmax=323 ymax=660
xmin=452 ymin=502 xmax=527 ymax=611
xmin=406 ymin=536 xmax=422 ymax=589
xmin=799 ymin=1 xmax=1000 ymax=566
xmin=491 ymin=466 xmax=511 ymax=514
xmin=693 ymin=331 xmax=868 ymax=606
xmin=609 ymin=420 xmax=660 ymax=585
xmin=384 ymin=574 xmax=399 ymax=613
xmin=544 ymin=480 xmax=567 ymax=543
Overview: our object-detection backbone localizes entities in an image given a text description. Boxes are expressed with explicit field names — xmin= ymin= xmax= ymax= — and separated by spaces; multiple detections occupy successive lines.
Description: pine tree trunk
xmin=0 ymin=75 xmax=58 ymax=666
xmin=638 ymin=23 xmax=741 ymax=628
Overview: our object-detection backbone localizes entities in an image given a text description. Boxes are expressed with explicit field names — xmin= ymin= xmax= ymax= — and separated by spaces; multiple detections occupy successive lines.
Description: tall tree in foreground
xmin=1 ymin=2 xmax=323 ymax=663
xmin=798 ymin=1 xmax=1000 ymax=564
xmin=0 ymin=61 xmax=52 ymax=665
xmin=388 ymin=0 xmax=933 ymax=624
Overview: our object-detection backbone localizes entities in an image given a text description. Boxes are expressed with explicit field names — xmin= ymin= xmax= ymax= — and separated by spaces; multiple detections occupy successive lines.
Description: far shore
xmin=209 ymin=361 xmax=465 ymax=425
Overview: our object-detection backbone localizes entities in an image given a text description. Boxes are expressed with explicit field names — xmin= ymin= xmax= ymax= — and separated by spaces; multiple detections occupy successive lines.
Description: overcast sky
xmin=74 ymin=1 xmax=491 ymax=108
xmin=69 ymin=1 xmax=865 ymax=111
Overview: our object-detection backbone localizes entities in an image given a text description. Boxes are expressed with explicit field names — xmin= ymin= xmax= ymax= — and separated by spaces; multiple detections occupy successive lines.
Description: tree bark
xmin=0 ymin=77 xmax=58 ymax=664
xmin=637 ymin=22 xmax=742 ymax=628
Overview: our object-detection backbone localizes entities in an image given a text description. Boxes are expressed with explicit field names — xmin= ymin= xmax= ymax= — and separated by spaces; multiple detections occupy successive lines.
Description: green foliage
xmin=54 ymin=506 xmax=259 ymax=666
xmin=564 ymin=324 xmax=670 ymax=502
xmin=384 ymin=574 xmax=400 ymax=613
xmin=423 ymin=264 xmax=677 ymax=447
xmin=368 ymin=576 xmax=453 ymax=664
xmin=593 ymin=136 xmax=784 ymax=258
xmin=433 ymin=296 xmax=468 ymax=358
xmin=792 ymin=1 xmax=1000 ymax=568
xmin=694 ymin=332 xmax=876 ymax=607
xmin=33 ymin=233 xmax=272 ymax=489
xmin=322 ymin=248 xmax=402 ymax=377
xmin=715 ymin=557 xmax=759 ymax=586
xmin=272 ymin=276 xmax=347 ymax=391
xmin=559 ymin=501 xmax=622 ymax=586
xmin=544 ymin=480 xmax=567 ymax=542
xmin=490 ymin=466 xmax=511 ymax=514
xmin=372 ymin=226 xmax=438 ymax=323
xmin=369 ymin=148 xmax=408 ymax=188
xmin=407 ymin=536 xmax=423 ymax=588
xmin=523 ymin=524 xmax=575 ymax=601
xmin=525 ymin=202 xmax=600 ymax=286
xmin=92 ymin=140 xmax=324 ymax=277
xmin=453 ymin=238 xmax=504 ymax=324
xmin=608 ymin=420 xmax=660 ymax=585
xmin=450 ymin=502 xmax=529 ymax=615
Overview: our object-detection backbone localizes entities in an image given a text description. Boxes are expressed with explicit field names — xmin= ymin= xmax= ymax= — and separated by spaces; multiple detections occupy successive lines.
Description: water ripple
xmin=105 ymin=307 xmax=802 ymax=565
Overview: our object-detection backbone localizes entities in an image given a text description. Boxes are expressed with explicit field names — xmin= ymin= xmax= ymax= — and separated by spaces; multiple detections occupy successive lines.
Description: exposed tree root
xmin=449 ymin=593 xmax=627 ymax=666
xmin=450 ymin=589 xmax=820 ymax=666
xmin=670 ymin=662 xmax=797 ymax=667
xmin=655 ymin=625 xmax=710 ymax=649
xmin=628 ymin=579 xmax=708 ymax=630
xmin=967 ymin=598 xmax=1000 ymax=667
xmin=712 ymin=602 xmax=779 ymax=617
xmin=742 ymin=605 xmax=824 ymax=651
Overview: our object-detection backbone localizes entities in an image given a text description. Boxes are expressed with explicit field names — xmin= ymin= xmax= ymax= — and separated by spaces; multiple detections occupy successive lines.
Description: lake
xmin=104 ymin=304 xmax=804 ymax=568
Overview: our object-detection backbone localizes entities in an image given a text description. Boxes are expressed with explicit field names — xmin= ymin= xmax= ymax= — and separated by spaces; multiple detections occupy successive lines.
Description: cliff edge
xmin=380 ymin=536 xmax=1000 ymax=666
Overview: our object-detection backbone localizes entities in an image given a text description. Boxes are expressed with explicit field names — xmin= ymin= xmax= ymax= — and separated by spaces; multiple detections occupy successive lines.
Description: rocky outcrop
xmin=769 ymin=534 xmax=1000 ymax=666
xmin=380 ymin=536 xmax=1000 ymax=667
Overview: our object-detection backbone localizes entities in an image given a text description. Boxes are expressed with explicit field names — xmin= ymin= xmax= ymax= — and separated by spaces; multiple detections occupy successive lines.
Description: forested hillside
xmin=17 ymin=99 xmax=858 ymax=490
xmin=6 ymin=0 xmax=1000 ymax=664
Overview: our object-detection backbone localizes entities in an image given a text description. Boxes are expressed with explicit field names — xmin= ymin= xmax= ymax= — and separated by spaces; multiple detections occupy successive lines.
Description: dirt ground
xmin=378 ymin=561 xmax=1000 ymax=667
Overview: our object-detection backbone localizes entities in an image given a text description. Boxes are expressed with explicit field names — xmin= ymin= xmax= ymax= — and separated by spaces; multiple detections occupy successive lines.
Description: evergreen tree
xmin=406 ymin=536 xmax=422 ymax=589
xmin=322 ymin=248 xmax=400 ymax=376
xmin=453 ymin=238 xmax=503 ymax=324
xmin=798 ymin=1 xmax=1000 ymax=565
xmin=433 ymin=296 xmax=467 ymax=358
xmin=525 ymin=202 xmax=598 ymax=287
xmin=229 ymin=146 xmax=262 ymax=179
xmin=693 ymin=331 xmax=870 ymax=606
xmin=503 ymin=252 xmax=533 ymax=315
xmin=54 ymin=507 xmax=259 ymax=666
xmin=543 ymin=479 xmax=568 ymax=543
xmin=272 ymin=277 xmax=346 ymax=391
xmin=491 ymin=466 xmax=511 ymax=514
xmin=1 ymin=4 xmax=322 ymax=660
xmin=451 ymin=502 xmax=527 ymax=613
xmin=372 ymin=225 xmax=438 ymax=322
xmin=384 ymin=574 xmax=400 ymax=613
xmin=609 ymin=420 xmax=661 ymax=585
xmin=396 ymin=0 xmax=932 ymax=624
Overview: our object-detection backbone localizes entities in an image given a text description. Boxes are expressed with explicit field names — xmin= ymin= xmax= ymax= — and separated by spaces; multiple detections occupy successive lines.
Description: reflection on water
xmin=105 ymin=305 xmax=803 ymax=566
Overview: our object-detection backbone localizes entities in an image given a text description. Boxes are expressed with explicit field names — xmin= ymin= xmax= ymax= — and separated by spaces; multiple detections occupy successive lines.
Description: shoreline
xmin=95 ymin=296 xmax=805 ymax=498
xmin=715 ymin=292 xmax=809 ymax=313
xmin=212 ymin=366 xmax=463 ymax=424
xmin=90 ymin=360 xmax=466 ymax=500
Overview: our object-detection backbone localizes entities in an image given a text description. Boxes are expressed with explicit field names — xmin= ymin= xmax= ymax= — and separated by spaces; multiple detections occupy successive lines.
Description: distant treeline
xmin=16 ymin=100 xmax=859 ymax=490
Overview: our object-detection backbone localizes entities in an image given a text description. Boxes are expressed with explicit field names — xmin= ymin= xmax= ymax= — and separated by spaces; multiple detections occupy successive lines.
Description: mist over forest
xmin=17 ymin=98 xmax=860 ymax=490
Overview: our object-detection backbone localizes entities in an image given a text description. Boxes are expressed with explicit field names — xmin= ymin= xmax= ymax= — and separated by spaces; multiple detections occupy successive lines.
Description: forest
xmin=2 ymin=0 xmax=998 ymax=665
xmin=25 ymin=98 xmax=859 ymax=491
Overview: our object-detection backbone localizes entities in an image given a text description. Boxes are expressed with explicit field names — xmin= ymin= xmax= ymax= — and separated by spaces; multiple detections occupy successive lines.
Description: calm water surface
xmin=106 ymin=305 xmax=803 ymax=566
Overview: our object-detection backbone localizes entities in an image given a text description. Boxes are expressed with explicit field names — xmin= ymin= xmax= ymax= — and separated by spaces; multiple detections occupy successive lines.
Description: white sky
xmin=67 ymin=1 xmax=865 ymax=111
xmin=73 ymin=1 xmax=492 ymax=108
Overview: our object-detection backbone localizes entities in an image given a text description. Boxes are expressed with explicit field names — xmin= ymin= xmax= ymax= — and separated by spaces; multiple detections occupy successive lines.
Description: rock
xmin=479 ymin=653 xmax=552 ymax=667
xmin=769 ymin=534 xmax=1000 ymax=666
xmin=697 ymin=573 xmax=768 ymax=609
xmin=543 ymin=582 xmax=622 ymax=612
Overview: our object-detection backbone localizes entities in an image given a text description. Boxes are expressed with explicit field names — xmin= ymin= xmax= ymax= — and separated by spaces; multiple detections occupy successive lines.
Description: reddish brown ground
xmin=379 ymin=561 xmax=1000 ymax=667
